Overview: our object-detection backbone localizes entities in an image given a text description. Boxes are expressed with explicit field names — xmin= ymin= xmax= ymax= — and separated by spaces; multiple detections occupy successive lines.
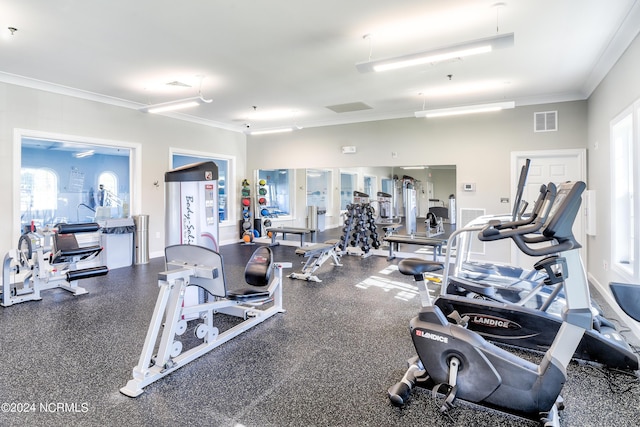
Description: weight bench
xmin=289 ymin=239 xmax=342 ymax=282
xmin=383 ymin=235 xmax=446 ymax=261
xmin=266 ymin=226 xmax=316 ymax=246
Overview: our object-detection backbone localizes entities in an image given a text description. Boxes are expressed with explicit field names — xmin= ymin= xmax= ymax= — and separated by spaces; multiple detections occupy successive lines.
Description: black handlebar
xmin=480 ymin=183 xmax=555 ymax=239
xmin=478 ymin=181 xmax=585 ymax=257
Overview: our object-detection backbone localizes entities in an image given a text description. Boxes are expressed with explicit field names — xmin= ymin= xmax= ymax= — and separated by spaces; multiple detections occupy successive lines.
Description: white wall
xmin=0 ymin=82 xmax=247 ymax=258
xmin=0 ymin=83 xmax=592 ymax=266
xmin=586 ymin=32 xmax=640 ymax=335
xmin=247 ymin=101 xmax=588 ymax=262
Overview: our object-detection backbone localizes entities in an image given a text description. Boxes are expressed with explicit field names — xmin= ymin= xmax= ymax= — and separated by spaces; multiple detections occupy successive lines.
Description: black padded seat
xmin=294 ymin=240 xmax=338 ymax=256
xmin=398 ymin=258 xmax=443 ymax=278
xmin=610 ymin=282 xmax=640 ymax=322
xmin=226 ymin=288 xmax=271 ymax=301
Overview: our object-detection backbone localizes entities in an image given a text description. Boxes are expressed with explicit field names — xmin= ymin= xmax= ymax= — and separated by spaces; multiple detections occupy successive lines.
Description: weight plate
xmin=170 ymin=341 xmax=183 ymax=358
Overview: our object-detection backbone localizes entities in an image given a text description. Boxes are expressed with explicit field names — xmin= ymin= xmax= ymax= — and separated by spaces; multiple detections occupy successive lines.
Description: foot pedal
xmin=431 ymin=383 xmax=457 ymax=413
xmin=446 ymin=310 xmax=469 ymax=327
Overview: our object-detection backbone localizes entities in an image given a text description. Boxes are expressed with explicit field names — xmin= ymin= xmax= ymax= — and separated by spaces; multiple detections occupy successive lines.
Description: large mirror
xmin=256 ymin=165 xmax=456 ymax=233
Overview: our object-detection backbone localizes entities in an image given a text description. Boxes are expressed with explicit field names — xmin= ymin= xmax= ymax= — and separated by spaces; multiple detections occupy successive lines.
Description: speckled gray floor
xmin=1 ymin=228 xmax=639 ymax=427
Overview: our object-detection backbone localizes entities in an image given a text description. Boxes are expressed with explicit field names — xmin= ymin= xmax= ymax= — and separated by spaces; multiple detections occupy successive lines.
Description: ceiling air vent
xmin=326 ymin=102 xmax=372 ymax=113
xmin=534 ymin=111 xmax=558 ymax=132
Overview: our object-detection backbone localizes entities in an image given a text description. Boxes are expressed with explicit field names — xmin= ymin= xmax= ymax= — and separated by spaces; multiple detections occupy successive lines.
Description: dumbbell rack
xmin=338 ymin=202 xmax=380 ymax=257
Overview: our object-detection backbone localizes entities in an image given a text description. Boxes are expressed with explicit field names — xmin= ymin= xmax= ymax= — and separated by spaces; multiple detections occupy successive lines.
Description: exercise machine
xmin=436 ymin=175 xmax=636 ymax=369
xmin=456 ymin=158 xmax=534 ymax=281
xmin=401 ymin=176 xmax=418 ymax=234
xmin=388 ymin=181 xmax=597 ymax=426
xmin=120 ymin=244 xmax=291 ymax=397
xmin=165 ymin=161 xmax=219 ymax=250
xmin=165 ymin=161 xmax=220 ymax=309
xmin=376 ymin=191 xmax=399 ymax=224
xmin=425 ymin=212 xmax=444 ymax=237
xmin=2 ymin=222 xmax=108 ymax=307
xmin=288 ymin=239 xmax=342 ymax=282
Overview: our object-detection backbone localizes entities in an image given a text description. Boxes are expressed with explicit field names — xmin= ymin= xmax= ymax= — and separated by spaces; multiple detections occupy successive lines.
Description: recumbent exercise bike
xmin=388 ymin=181 xmax=590 ymax=427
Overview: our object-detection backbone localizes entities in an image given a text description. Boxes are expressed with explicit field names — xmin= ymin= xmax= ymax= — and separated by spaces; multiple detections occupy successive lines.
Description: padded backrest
xmin=244 ymin=246 xmax=273 ymax=287
xmin=54 ymin=233 xmax=80 ymax=253
xmin=165 ymin=244 xmax=226 ymax=297
xmin=429 ymin=206 xmax=448 ymax=220
xmin=51 ymin=228 xmax=105 ymax=264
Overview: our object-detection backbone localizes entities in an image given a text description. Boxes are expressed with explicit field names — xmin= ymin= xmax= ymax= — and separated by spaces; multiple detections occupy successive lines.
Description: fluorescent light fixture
xmin=356 ymin=32 xmax=514 ymax=73
xmin=139 ymin=95 xmax=212 ymax=114
xmin=401 ymin=166 xmax=426 ymax=170
xmin=248 ymin=126 xmax=301 ymax=136
xmin=415 ymin=101 xmax=515 ymax=118
xmin=73 ymin=150 xmax=95 ymax=158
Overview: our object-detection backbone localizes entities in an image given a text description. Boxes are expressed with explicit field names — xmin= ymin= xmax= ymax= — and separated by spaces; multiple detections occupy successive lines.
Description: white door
xmin=511 ymin=149 xmax=587 ymax=268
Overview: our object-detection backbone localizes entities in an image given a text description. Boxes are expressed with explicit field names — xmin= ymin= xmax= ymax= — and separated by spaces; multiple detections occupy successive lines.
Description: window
xmin=97 ymin=171 xmax=119 ymax=207
xmin=21 ymin=137 xmax=132 ymax=229
xmin=364 ymin=175 xmax=377 ymax=198
xmin=172 ymin=153 xmax=232 ymax=223
xmin=611 ymin=103 xmax=639 ymax=279
xmin=306 ymin=169 xmax=331 ymax=210
xmin=257 ymin=169 xmax=292 ymax=216
xmin=340 ymin=172 xmax=357 ymax=210
xmin=381 ymin=178 xmax=393 ymax=195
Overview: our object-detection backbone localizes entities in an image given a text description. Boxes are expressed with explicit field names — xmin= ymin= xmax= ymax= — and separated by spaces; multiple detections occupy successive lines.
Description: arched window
xmin=98 ymin=171 xmax=118 ymax=206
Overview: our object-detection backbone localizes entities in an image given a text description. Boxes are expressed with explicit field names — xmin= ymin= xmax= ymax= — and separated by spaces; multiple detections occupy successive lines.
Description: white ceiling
xmin=2 ymin=0 xmax=640 ymax=133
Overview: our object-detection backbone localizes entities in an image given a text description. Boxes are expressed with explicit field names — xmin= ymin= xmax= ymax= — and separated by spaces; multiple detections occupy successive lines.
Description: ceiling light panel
xmin=139 ymin=95 xmax=212 ymax=114
xmin=356 ymin=33 xmax=514 ymax=73
xmin=415 ymin=101 xmax=515 ymax=118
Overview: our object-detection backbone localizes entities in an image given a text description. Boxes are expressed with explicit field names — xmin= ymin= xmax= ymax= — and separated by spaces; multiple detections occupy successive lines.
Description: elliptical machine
xmin=436 ymin=182 xmax=637 ymax=370
xmin=388 ymin=181 xmax=590 ymax=426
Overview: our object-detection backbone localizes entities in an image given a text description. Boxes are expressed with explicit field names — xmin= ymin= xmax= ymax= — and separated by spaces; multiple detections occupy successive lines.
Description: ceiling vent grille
xmin=534 ymin=111 xmax=558 ymax=132
xmin=326 ymin=102 xmax=372 ymax=113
